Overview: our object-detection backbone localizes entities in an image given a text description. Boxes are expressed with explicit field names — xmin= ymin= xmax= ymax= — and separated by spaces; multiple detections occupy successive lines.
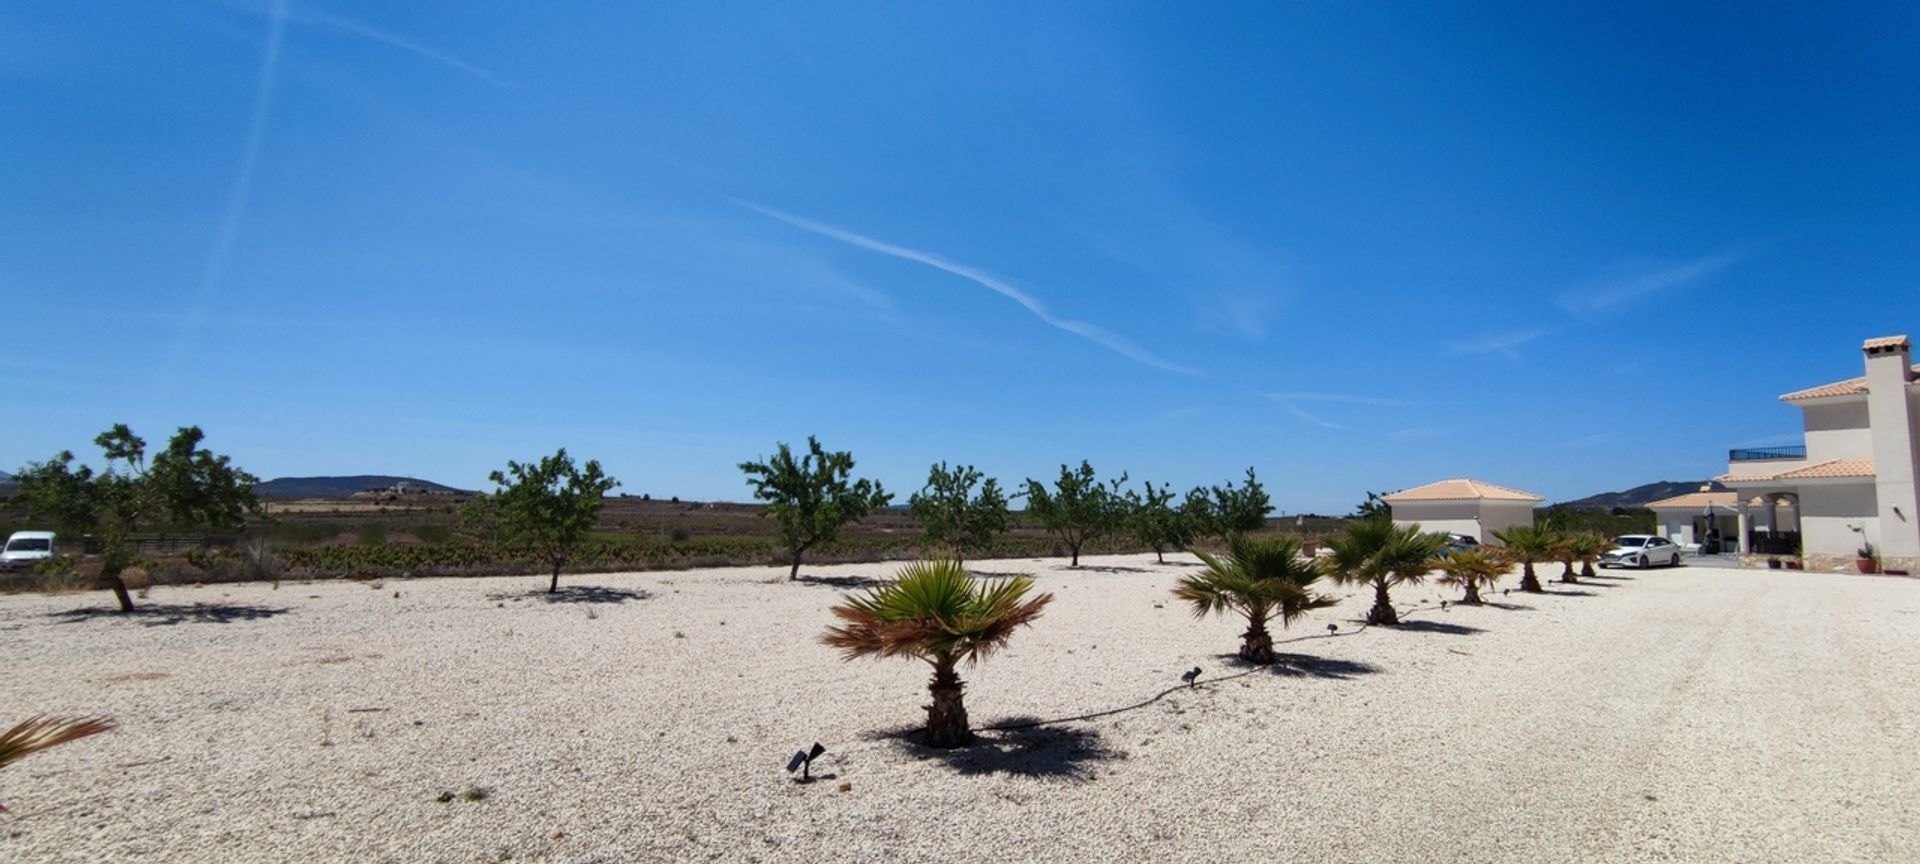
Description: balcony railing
xmin=1728 ymin=445 xmax=1807 ymax=462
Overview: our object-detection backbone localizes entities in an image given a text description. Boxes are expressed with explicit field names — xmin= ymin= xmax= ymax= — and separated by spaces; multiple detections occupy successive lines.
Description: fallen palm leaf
xmin=0 ymin=715 xmax=118 ymax=771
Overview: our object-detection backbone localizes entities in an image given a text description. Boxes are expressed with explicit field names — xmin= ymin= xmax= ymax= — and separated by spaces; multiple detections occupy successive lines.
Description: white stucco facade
xmin=1719 ymin=335 xmax=1920 ymax=573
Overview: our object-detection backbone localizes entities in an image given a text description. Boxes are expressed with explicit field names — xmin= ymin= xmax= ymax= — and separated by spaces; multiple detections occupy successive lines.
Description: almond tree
xmin=1022 ymin=461 xmax=1126 ymax=566
xmin=740 ymin=436 xmax=891 ymax=580
xmin=481 ymin=448 xmax=618 ymax=593
xmin=1127 ymin=481 xmax=1191 ymax=564
xmin=908 ymin=462 xmax=1010 ymax=566
xmin=16 ymin=425 xmax=260 ymax=612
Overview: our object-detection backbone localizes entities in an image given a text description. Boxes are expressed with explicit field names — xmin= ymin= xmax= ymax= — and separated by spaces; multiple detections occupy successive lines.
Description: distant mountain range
xmin=255 ymin=475 xmax=467 ymax=498
xmin=1556 ymin=480 xmax=1726 ymax=510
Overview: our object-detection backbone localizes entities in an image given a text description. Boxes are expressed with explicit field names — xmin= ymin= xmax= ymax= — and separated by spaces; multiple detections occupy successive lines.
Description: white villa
xmin=1382 ymin=478 xmax=1542 ymax=544
xmin=1717 ymin=335 xmax=1920 ymax=574
xmin=1646 ymin=487 xmax=1743 ymax=552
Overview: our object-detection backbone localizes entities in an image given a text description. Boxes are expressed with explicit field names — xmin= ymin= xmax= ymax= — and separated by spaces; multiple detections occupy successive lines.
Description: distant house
xmin=1716 ymin=335 xmax=1920 ymax=573
xmin=1382 ymin=478 xmax=1543 ymax=544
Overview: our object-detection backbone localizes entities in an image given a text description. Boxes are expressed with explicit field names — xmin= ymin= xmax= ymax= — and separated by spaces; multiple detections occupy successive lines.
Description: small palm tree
xmin=1435 ymin=548 xmax=1504 ymax=604
xmin=1174 ymin=536 xmax=1337 ymax=664
xmin=1491 ymin=524 xmax=1554 ymax=593
xmin=1328 ymin=519 xmax=1448 ymax=625
xmin=1550 ymin=531 xmax=1580 ymax=584
xmin=1569 ymin=531 xmax=1609 ymax=580
xmin=822 ymin=560 xmax=1052 ymax=749
xmin=1 ymin=715 xmax=116 ymax=812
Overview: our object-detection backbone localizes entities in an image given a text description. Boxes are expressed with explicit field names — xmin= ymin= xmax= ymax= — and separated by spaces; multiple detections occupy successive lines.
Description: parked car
xmin=1600 ymin=534 xmax=1682 ymax=569
xmin=1442 ymin=533 xmax=1482 ymax=556
xmin=1 ymin=531 xmax=57 ymax=571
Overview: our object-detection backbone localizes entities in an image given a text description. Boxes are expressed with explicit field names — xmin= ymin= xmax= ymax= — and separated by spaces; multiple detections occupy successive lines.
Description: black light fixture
xmin=1181 ymin=666 xmax=1201 ymax=687
xmin=1326 ymin=623 xmax=1338 ymax=634
xmin=1440 ymin=600 xmax=1450 ymax=611
xmin=785 ymin=742 xmax=826 ymax=782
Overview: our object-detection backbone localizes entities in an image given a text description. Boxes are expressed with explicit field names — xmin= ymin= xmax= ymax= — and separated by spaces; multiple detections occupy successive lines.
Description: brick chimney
xmin=1863 ymin=335 xmax=1919 ymax=564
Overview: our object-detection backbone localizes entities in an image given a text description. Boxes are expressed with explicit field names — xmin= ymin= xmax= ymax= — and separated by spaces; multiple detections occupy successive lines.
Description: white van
xmin=1 ymin=531 xmax=57 ymax=570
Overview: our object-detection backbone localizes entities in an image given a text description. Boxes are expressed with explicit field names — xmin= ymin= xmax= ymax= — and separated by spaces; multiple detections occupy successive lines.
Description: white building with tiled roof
xmin=1716 ymin=334 xmax=1920 ymax=573
xmin=1381 ymin=478 xmax=1542 ymax=544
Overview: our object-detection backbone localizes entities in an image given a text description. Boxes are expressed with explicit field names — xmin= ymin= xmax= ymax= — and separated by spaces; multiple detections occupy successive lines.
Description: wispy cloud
xmin=1564 ymin=432 xmax=1617 ymax=449
xmin=1447 ymin=329 xmax=1549 ymax=359
xmin=1266 ymin=391 xmax=1412 ymax=407
xmin=735 ymin=200 xmax=1200 ymax=376
xmin=291 ymin=5 xmax=517 ymax=89
xmin=1276 ymin=401 xmax=1342 ymax=429
xmin=1557 ymin=251 xmax=1746 ymax=318
xmin=159 ymin=0 xmax=288 ymax=388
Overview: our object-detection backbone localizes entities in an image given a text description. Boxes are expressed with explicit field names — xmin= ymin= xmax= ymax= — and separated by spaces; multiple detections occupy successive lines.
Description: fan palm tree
xmin=1491 ymin=524 xmax=1553 ymax=593
xmin=1434 ymin=548 xmax=1504 ymax=604
xmin=1 ymin=715 xmax=116 ymax=812
xmin=1328 ymin=519 xmax=1448 ymax=625
xmin=1569 ymin=531 xmax=1609 ymax=580
xmin=1174 ymin=536 xmax=1337 ymax=664
xmin=1550 ymin=531 xmax=1580 ymax=584
xmin=822 ymin=560 xmax=1052 ymax=749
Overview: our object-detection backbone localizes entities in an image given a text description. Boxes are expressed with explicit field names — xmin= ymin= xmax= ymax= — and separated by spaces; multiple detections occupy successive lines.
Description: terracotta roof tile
xmin=1718 ymin=459 xmax=1876 ymax=484
xmin=1781 ymin=363 xmax=1920 ymax=402
xmin=1645 ymin=491 xmax=1739 ymax=510
xmin=1381 ymin=478 xmax=1544 ymax=503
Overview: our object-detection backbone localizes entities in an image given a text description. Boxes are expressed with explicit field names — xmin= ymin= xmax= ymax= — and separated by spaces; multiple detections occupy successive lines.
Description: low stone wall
xmin=1738 ymin=553 xmax=1919 ymax=576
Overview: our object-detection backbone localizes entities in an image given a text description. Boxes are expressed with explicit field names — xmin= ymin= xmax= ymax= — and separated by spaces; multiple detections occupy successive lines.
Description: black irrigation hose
xmin=886 ymin=600 xmax=1469 ymax=739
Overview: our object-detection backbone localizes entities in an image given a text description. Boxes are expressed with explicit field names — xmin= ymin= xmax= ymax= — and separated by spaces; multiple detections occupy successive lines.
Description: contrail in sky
xmin=735 ymin=199 xmax=1201 ymax=377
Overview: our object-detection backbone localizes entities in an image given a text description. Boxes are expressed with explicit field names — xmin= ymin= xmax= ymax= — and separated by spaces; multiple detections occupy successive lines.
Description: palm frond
xmin=0 ymin=715 xmax=117 ymax=770
xmin=819 ymin=559 xmax=1051 ymax=667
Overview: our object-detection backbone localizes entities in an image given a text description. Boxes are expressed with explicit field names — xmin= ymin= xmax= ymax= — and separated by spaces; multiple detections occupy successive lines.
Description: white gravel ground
xmin=3 ymin=554 xmax=1918 ymax=863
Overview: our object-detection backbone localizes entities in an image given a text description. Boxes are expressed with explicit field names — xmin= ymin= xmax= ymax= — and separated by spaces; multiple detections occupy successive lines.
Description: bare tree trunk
xmin=1461 ymin=581 xmax=1482 ymax=604
xmin=1070 ymin=544 xmax=1080 ymax=567
xmin=1239 ymin=618 xmax=1275 ymax=664
xmin=1155 ymin=547 xmax=1166 ymax=564
xmin=1369 ymin=581 xmax=1399 ymax=626
xmin=1580 ymin=561 xmax=1596 ymax=579
xmin=1559 ymin=561 xmax=1578 ymax=584
xmin=788 ymin=548 xmax=804 ymax=580
xmin=925 ymin=661 xmax=972 ymax=748
xmin=105 ymin=573 xmax=134 ymax=613
xmin=549 ymin=563 xmax=561 ymax=594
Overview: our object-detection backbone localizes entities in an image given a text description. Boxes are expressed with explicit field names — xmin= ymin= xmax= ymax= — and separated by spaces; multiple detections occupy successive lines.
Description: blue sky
xmin=4 ymin=1 xmax=1916 ymax=513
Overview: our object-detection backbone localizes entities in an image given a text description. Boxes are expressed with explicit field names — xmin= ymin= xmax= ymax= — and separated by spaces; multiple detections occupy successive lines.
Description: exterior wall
xmin=1389 ymin=500 xmax=1482 ymax=541
xmin=1655 ymin=511 xmax=1690 ymax=544
xmin=1799 ymin=483 xmax=1879 ymax=558
xmin=1864 ymin=349 xmax=1920 ymax=562
xmin=1480 ymin=501 xmax=1537 ymax=541
xmin=1803 ymin=401 xmax=1874 ymax=462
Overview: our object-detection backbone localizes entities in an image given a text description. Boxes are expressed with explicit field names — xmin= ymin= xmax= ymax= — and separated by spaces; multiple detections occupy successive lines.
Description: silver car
xmin=1599 ymin=534 xmax=1682 ymax=569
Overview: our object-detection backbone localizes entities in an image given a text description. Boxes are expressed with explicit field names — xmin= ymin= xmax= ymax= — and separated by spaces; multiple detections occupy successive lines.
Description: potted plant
xmin=1857 ymin=542 xmax=1881 ymax=575
xmin=1766 ymin=556 xmax=1782 ymax=570
xmin=1784 ymin=557 xmax=1804 ymax=571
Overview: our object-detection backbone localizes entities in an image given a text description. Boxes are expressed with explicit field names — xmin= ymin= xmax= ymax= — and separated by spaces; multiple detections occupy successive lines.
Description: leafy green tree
xmin=908 ymin=462 xmax=1010 ymax=566
xmin=481 ymin=448 xmax=618 ymax=593
xmin=1491 ymin=524 xmax=1555 ymax=593
xmin=1435 ymin=548 xmax=1503 ymax=604
xmin=822 ymin=560 xmax=1053 ymax=748
xmin=1127 ymin=481 xmax=1191 ymax=564
xmin=1174 ymin=535 xmax=1337 ymax=664
xmin=1022 ymin=461 xmax=1127 ymax=566
xmin=1180 ymin=486 xmax=1219 ymax=545
xmin=740 ymin=436 xmax=892 ymax=580
xmin=1208 ymin=467 xmax=1273 ymax=541
xmin=1353 ymin=491 xmax=1391 ymax=522
xmin=1328 ymin=519 xmax=1448 ymax=625
xmin=16 ymin=425 xmax=261 ymax=612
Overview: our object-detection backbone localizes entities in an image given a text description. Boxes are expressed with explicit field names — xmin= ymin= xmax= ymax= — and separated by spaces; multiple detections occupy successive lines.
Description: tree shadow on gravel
xmin=541 ymin=586 xmax=652 ymax=604
xmin=52 ymin=603 xmax=291 ymax=627
xmin=1071 ymin=565 xmax=1152 ymax=575
xmin=1586 ymin=573 xmax=1635 ymax=581
xmin=1536 ymin=588 xmax=1599 ymax=597
xmin=1266 ymin=653 xmax=1382 ymax=680
xmin=1389 ymin=620 xmax=1485 ymax=636
xmin=968 ymin=570 xmax=1032 ymax=579
xmin=791 ymin=574 xmax=888 ymax=589
xmin=906 ymin=720 xmax=1117 ymax=780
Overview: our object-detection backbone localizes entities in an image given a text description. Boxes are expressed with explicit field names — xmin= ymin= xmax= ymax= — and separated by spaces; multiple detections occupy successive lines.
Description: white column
xmin=1737 ymin=499 xmax=1752 ymax=555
